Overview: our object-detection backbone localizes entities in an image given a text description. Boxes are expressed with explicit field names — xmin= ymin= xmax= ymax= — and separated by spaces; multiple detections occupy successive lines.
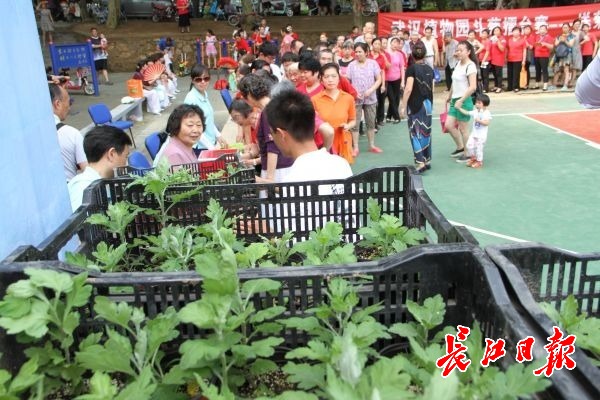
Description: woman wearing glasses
xmin=184 ymin=64 xmax=228 ymax=151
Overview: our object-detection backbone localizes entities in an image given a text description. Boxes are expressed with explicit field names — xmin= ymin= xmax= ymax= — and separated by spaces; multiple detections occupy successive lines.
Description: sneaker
xmin=466 ymin=157 xmax=476 ymax=167
xmin=547 ymin=85 xmax=556 ymax=90
xmin=105 ymin=81 xmax=114 ymax=86
xmin=560 ymin=86 xmax=568 ymax=92
xmin=450 ymin=148 xmax=464 ymax=158
xmin=470 ymin=161 xmax=483 ymax=168
xmin=369 ymin=146 xmax=383 ymax=153
xmin=392 ymin=119 xmax=401 ymax=124
xmin=455 ymin=155 xmax=470 ymax=163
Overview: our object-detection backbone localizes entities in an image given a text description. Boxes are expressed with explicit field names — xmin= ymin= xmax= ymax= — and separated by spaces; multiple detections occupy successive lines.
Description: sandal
xmin=494 ymin=88 xmax=502 ymax=93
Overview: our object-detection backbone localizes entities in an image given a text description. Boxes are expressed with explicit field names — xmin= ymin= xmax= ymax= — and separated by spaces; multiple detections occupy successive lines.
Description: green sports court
xmin=351 ymin=90 xmax=600 ymax=252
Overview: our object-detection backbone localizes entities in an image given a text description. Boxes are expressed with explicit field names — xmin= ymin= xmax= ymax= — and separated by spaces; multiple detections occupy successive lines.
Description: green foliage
xmin=540 ymin=294 xmax=600 ymax=365
xmin=0 ymin=269 xmax=92 ymax=396
xmin=177 ymin=216 xmax=286 ymax=395
xmin=86 ymin=201 xmax=143 ymax=245
xmin=358 ymin=198 xmax=427 ymax=259
xmin=259 ymin=231 xmax=297 ymax=267
xmin=128 ymin=158 xmax=200 ymax=226
xmin=282 ymin=278 xmax=390 ymax=396
xmin=293 ymin=222 xmax=357 ymax=266
xmin=145 ymin=225 xmax=204 ymax=271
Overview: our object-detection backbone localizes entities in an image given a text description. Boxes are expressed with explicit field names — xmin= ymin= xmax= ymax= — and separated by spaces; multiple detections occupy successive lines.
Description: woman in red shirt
xmin=489 ymin=26 xmax=506 ymax=93
xmin=507 ymin=27 xmax=526 ymax=92
xmin=581 ymin=23 xmax=596 ymax=71
xmin=533 ymin=24 xmax=553 ymax=91
xmin=176 ymin=0 xmax=190 ymax=33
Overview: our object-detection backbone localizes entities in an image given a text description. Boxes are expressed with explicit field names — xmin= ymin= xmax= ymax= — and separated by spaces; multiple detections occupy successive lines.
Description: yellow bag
xmin=126 ymin=79 xmax=144 ymax=98
xmin=519 ymin=66 xmax=528 ymax=89
xmin=332 ymin=127 xmax=354 ymax=165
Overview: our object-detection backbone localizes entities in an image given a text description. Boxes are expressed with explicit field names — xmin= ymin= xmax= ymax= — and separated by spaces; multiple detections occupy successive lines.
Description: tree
xmin=79 ymin=0 xmax=88 ymax=21
xmin=107 ymin=0 xmax=121 ymax=29
xmin=390 ymin=0 xmax=403 ymax=12
xmin=352 ymin=0 xmax=362 ymax=28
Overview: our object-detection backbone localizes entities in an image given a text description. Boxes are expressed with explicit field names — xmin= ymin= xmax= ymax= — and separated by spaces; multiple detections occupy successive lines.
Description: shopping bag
xmin=440 ymin=103 xmax=449 ymax=134
xmin=332 ymin=127 xmax=354 ymax=165
xmin=519 ymin=65 xmax=528 ymax=88
xmin=126 ymin=79 xmax=143 ymax=98
xmin=433 ymin=68 xmax=441 ymax=83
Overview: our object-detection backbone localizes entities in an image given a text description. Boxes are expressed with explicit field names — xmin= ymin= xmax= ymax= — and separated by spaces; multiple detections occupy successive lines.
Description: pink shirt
xmin=347 ymin=59 xmax=381 ymax=105
xmin=160 ymin=136 xmax=197 ymax=167
xmin=385 ymin=50 xmax=404 ymax=82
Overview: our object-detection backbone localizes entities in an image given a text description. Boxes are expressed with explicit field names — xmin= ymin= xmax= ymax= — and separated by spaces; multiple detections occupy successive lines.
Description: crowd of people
xmin=50 ymin=17 xmax=600 ymax=210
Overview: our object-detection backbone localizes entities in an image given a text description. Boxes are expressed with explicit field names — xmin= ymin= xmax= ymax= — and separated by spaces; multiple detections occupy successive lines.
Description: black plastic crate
xmin=486 ymin=243 xmax=600 ymax=396
xmin=4 ymin=166 xmax=476 ymax=263
xmin=1 ymin=244 xmax=595 ymax=398
xmin=114 ymin=153 xmax=240 ymax=178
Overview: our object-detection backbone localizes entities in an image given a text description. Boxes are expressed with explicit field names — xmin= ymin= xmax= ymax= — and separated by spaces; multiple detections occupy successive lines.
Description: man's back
xmin=56 ymin=121 xmax=87 ymax=181
xmin=282 ymin=148 xmax=352 ymax=184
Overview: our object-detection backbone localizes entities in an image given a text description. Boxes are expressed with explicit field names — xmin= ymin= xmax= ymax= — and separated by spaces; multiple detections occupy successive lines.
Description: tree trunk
xmin=107 ymin=0 xmax=120 ymax=29
xmin=352 ymin=0 xmax=362 ymax=30
xmin=390 ymin=0 xmax=403 ymax=12
xmin=79 ymin=0 xmax=89 ymax=21
xmin=241 ymin=0 xmax=254 ymax=31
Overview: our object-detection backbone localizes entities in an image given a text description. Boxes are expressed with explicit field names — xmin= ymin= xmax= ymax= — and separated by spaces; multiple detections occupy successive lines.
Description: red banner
xmin=377 ymin=4 xmax=600 ymax=40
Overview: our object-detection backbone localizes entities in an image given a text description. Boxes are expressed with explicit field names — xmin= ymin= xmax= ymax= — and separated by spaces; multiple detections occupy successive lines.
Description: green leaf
xmin=325 ymin=365 xmax=361 ymax=399
xmin=65 ymin=252 xmax=93 ymax=269
xmin=25 ymin=268 xmax=73 ymax=294
xmin=67 ymin=273 xmax=92 ymax=308
xmin=75 ymin=329 xmax=135 ymax=375
xmin=94 ymin=297 xmax=133 ymax=329
xmin=325 ymin=244 xmax=357 ymax=265
xmin=422 ymin=370 xmax=459 ymax=400
xmin=0 ymin=296 xmax=32 ymax=319
xmin=249 ymin=359 xmax=279 ymax=375
xmin=8 ymin=357 xmax=42 ymax=393
xmin=0 ymin=299 xmax=49 ymax=338
xmin=389 ymin=322 xmax=420 ymax=339
xmin=366 ymin=198 xmax=382 ymax=222
xmin=74 ymin=372 xmax=118 ymax=400
xmin=538 ymin=302 xmax=562 ymax=325
xmin=115 ymin=367 xmax=157 ymax=400
xmin=491 ymin=363 xmax=551 ymax=398
xmin=282 ymin=362 xmax=326 ymax=390
xmin=5 ymin=280 xmax=38 ymax=299
xmin=572 ymin=317 xmax=600 ymax=354
xmin=281 ymin=316 xmax=322 ymax=333
xmin=241 ymin=279 xmax=282 ymax=297
xmin=286 ymin=340 xmax=330 ymax=362
xmin=350 ymin=303 xmax=383 ymax=324
xmin=146 ymin=307 xmax=180 ymax=356
xmin=257 ymin=391 xmax=319 ymax=400
xmin=236 ymin=242 xmax=269 ymax=268
xmin=92 ymin=242 xmax=128 ymax=272
xmin=559 ymin=295 xmax=586 ymax=329
xmin=406 ymin=295 xmax=445 ymax=330
xmin=250 ymin=306 xmax=286 ymax=324
xmin=366 ymin=357 xmax=412 ymax=399
xmin=179 ymin=334 xmax=242 ymax=369
xmin=248 ymin=336 xmax=285 ymax=358
xmin=178 ymin=295 xmax=232 ymax=329
xmin=254 ymin=322 xmax=283 ymax=335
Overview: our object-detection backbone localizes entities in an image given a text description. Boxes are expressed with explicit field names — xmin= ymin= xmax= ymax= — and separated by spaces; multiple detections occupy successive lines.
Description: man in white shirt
xmin=68 ymin=125 xmax=132 ymax=211
xmin=422 ymin=26 xmax=440 ymax=69
xmin=266 ymin=90 xmax=352 ymax=183
xmin=49 ymin=83 xmax=87 ymax=181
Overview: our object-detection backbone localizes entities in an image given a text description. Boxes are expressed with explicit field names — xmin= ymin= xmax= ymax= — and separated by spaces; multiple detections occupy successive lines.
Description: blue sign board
xmin=49 ymin=41 xmax=99 ymax=96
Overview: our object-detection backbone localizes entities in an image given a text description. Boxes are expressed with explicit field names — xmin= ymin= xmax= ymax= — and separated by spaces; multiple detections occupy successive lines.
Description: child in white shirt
xmin=457 ymin=94 xmax=492 ymax=168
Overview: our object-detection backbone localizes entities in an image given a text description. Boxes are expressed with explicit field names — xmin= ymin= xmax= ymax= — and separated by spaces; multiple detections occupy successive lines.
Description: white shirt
xmin=270 ymin=63 xmax=283 ymax=82
xmin=451 ymin=61 xmax=477 ymax=99
xmin=273 ymin=149 xmax=354 ymax=234
xmin=422 ymin=37 xmax=436 ymax=57
xmin=67 ymin=166 xmax=102 ymax=211
xmin=575 ymin=53 xmax=600 ymax=108
xmin=469 ymin=109 xmax=492 ymax=139
xmin=54 ymin=114 xmax=87 ymax=181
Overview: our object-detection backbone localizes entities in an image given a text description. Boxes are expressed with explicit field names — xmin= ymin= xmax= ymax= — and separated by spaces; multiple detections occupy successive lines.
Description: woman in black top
xmin=400 ymin=42 xmax=434 ymax=173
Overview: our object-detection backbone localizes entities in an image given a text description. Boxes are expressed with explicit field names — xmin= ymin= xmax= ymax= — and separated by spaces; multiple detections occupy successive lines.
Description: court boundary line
xmin=519 ymin=114 xmax=599 ymax=148
xmin=448 ymin=220 xmax=529 ymax=243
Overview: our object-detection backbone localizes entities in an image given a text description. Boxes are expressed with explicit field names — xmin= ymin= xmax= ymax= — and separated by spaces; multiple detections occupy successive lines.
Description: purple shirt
xmin=257 ymin=112 xmax=294 ymax=169
xmin=347 ymin=59 xmax=381 ymax=105
xmin=160 ymin=136 xmax=198 ymax=167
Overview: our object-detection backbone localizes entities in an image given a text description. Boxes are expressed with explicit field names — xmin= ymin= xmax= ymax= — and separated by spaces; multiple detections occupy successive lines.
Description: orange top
xmin=311 ymin=90 xmax=356 ymax=129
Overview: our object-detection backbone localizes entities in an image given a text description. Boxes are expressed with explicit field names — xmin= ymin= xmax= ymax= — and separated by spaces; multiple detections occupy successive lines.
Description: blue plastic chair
xmin=220 ymin=89 xmax=233 ymax=110
xmin=144 ymin=132 xmax=162 ymax=160
xmin=88 ymin=103 xmax=136 ymax=148
xmin=127 ymin=151 xmax=151 ymax=170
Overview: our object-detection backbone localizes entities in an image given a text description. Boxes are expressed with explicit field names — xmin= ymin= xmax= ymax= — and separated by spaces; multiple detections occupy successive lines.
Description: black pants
xmin=534 ymin=57 xmax=549 ymax=83
xmin=583 ymin=55 xmax=593 ymax=71
xmin=386 ymin=79 xmax=401 ymax=121
xmin=481 ymin=65 xmax=490 ymax=91
xmin=525 ymin=60 xmax=531 ymax=86
xmin=507 ymin=61 xmax=521 ymax=91
xmin=445 ymin=64 xmax=454 ymax=90
xmin=376 ymin=87 xmax=386 ymax=124
xmin=491 ymin=64 xmax=503 ymax=89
